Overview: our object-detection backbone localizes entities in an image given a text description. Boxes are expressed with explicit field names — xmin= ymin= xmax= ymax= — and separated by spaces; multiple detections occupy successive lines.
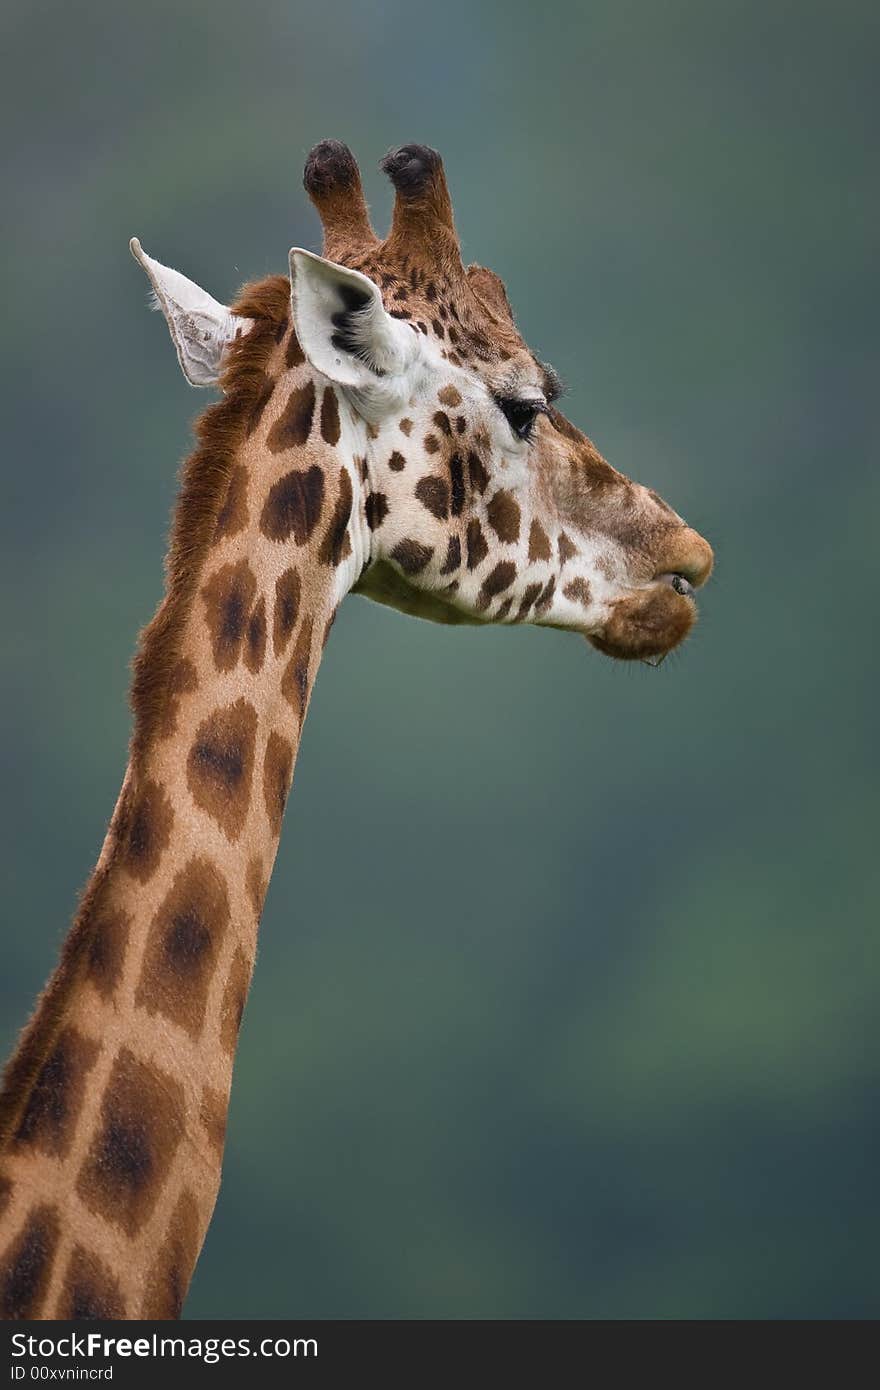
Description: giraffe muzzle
xmin=652 ymin=527 xmax=714 ymax=592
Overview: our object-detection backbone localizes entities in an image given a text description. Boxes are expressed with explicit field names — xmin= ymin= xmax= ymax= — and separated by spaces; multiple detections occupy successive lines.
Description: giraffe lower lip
xmin=588 ymin=580 xmax=698 ymax=661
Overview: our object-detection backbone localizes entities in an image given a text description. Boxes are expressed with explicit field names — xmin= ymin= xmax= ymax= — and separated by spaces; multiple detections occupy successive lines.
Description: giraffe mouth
xmin=588 ymin=580 xmax=698 ymax=663
xmin=638 ymin=573 xmax=697 ymax=665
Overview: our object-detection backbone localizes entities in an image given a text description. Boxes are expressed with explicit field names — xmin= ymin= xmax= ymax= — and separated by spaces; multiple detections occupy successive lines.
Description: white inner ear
xmin=130 ymin=238 xmax=252 ymax=387
xmin=289 ymin=248 xmax=417 ymax=391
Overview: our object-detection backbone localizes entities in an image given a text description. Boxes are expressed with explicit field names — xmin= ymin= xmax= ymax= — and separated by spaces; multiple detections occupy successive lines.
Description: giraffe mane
xmin=129 ymin=272 xmax=290 ymax=766
xmin=0 ymin=272 xmax=290 ymax=1152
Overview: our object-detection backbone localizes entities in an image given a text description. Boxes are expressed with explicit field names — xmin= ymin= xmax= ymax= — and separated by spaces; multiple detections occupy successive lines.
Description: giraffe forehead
xmin=339 ymin=243 xmax=537 ymax=383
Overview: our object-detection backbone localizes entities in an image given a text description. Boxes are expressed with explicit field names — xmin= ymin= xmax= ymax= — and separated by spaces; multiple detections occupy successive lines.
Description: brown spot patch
xmin=563 ymin=577 xmax=592 ymax=608
xmin=281 ymin=615 xmax=314 ymax=725
xmin=244 ymin=595 xmax=267 ymax=674
xmin=535 ymin=574 xmax=557 ymax=612
xmin=245 ymin=373 xmax=274 ymax=437
xmin=320 ymin=386 xmax=341 ymax=445
xmin=0 ymin=1204 xmax=60 ymax=1319
xmin=187 ymin=700 xmax=258 ymax=841
xmin=440 ymin=535 xmax=461 ymax=574
xmin=214 ymin=463 xmax=249 ymax=540
xmin=263 ymin=730 xmax=294 ymax=838
xmin=398 ymin=419 xmax=412 ymax=437
xmin=515 ymin=580 xmax=543 ymax=621
xmin=467 ymin=450 xmax=489 ymax=494
xmin=391 ymin=539 xmax=433 ymax=575
xmin=58 ymin=1245 xmax=125 ymax=1320
xmin=12 ymin=1026 xmax=100 ymax=1159
xmin=260 ymin=465 xmax=325 ymax=545
xmin=318 ymin=467 xmax=353 ymax=566
xmin=424 ymin=434 xmax=440 ymax=454
xmin=415 ymin=474 xmax=449 ymax=521
xmin=273 ymin=568 xmax=301 ymax=656
xmin=389 ymin=450 xmax=407 ymax=471
xmin=365 ymin=492 xmax=389 ymax=530
xmin=135 ymin=858 xmax=231 ymax=1039
xmin=266 ymin=380 xmax=316 ymax=452
xmin=528 ymin=519 xmax=552 ymax=563
xmin=477 ymin=561 xmax=517 ymax=610
xmin=76 ymin=1049 xmax=185 ymax=1239
xmin=201 ymin=560 xmax=258 ymax=672
xmin=495 ymin=596 xmax=514 ymax=621
xmin=432 ymin=411 xmax=452 ymax=436
xmin=124 ymin=779 xmax=173 ymax=883
xmin=200 ymin=1086 xmax=227 ymax=1160
xmin=487 ymin=490 xmax=521 ymax=544
xmin=559 ymin=531 xmax=579 ymax=563
xmin=156 ymin=657 xmax=198 ymax=740
xmin=438 ymin=384 xmax=462 ymax=407
xmin=466 ymin=520 xmax=489 ymax=570
xmin=220 ymin=948 xmax=253 ymax=1055
xmin=85 ymin=904 xmax=131 ymax=999
xmin=448 ymin=454 xmax=465 ymax=515
xmin=285 ymin=327 xmax=305 ymax=368
xmin=246 ymin=855 xmax=268 ymax=920
xmin=141 ymin=1189 xmax=202 ymax=1320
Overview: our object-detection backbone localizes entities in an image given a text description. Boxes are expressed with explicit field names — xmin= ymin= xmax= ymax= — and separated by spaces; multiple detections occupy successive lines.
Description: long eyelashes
xmin=538 ymin=362 xmax=566 ymax=405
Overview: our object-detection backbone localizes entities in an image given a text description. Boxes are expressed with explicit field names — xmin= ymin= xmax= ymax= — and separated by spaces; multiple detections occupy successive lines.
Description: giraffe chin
xmin=587 ymin=585 xmax=697 ymax=662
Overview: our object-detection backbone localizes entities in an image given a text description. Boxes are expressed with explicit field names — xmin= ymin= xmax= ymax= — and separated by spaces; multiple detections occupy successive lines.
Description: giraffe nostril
xmin=654 ymin=528 xmax=714 ymax=590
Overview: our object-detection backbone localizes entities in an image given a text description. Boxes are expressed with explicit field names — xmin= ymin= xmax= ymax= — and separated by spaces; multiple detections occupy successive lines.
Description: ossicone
xmin=302 ymin=139 xmax=378 ymax=262
xmin=379 ymin=143 xmax=463 ymax=277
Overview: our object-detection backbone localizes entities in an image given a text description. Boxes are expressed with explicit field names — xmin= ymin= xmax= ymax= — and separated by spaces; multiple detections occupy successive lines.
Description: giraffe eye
xmin=495 ymin=395 xmax=546 ymax=442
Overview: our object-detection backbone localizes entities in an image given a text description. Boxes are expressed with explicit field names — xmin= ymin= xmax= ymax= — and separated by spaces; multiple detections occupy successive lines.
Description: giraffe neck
xmin=0 ymin=290 xmax=370 ymax=1319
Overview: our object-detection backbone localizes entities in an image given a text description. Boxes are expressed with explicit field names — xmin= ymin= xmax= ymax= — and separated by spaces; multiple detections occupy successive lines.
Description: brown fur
xmin=0 ymin=275 xmax=289 ymax=1155
xmin=131 ymin=274 xmax=290 ymax=764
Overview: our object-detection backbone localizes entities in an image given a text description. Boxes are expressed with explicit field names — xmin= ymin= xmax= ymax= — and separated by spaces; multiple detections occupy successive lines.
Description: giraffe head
xmin=135 ymin=140 xmax=713 ymax=664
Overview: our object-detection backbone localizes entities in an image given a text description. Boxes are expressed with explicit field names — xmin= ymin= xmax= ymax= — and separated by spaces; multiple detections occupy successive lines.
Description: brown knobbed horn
xmin=303 ymin=139 xmax=379 ymax=261
xmin=380 ymin=144 xmax=463 ymax=271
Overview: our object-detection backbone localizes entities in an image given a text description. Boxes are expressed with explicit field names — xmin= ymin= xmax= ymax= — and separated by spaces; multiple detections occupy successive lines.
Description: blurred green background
xmin=1 ymin=0 xmax=878 ymax=1319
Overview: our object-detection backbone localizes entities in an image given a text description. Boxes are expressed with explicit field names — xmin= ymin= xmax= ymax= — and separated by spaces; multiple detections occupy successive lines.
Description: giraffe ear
xmin=289 ymin=248 xmax=417 ymax=392
xmin=130 ymin=238 xmax=253 ymax=386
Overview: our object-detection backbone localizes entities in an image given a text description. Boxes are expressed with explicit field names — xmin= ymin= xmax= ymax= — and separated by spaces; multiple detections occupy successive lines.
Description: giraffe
xmin=0 ymin=141 xmax=713 ymax=1320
